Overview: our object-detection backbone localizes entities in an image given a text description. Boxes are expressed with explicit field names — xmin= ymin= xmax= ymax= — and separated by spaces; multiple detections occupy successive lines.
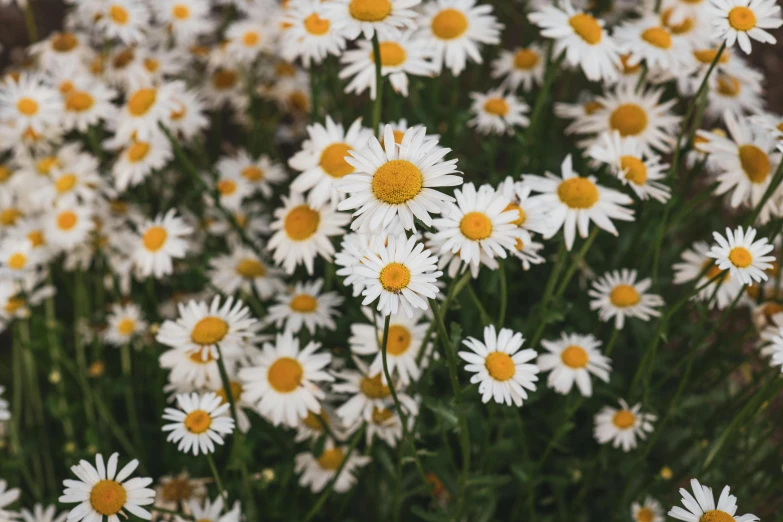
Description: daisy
xmin=156 ymin=295 xmax=257 ymax=361
xmin=162 ymin=392 xmax=236 ymax=455
xmin=131 ymin=209 xmax=192 ymax=279
xmin=39 ymin=153 xmax=103 ymax=206
xmin=458 ymin=325 xmax=539 ymax=407
xmin=707 ymin=0 xmax=782 ymax=54
xmin=295 ymin=441 xmax=371 ymax=493
xmin=239 ymin=331 xmax=333 ymax=427
xmin=522 ymin=155 xmax=635 ymax=251
xmin=182 ymin=496 xmax=241 ymax=522
xmin=706 ymin=69 xmax=765 ymax=121
xmin=265 ymin=279 xmax=343 ymax=334
xmin=707 ymin=226 xmax=775 ymax=285
xmin=0 ymin=480 xmax=18 ymax=520
xmin=97 ymin=0 xmax=151 ymax=44
xmin=631 ymin=497 xmax=665 ymax=522
xmin=594 ymin=399 xmax=657 ymax=452
xmin=210 ymin=171 xmax=252 ymax=211
xmin=0 ymin=237 xmax=44 ymax=279
xmin=19 ymin=504 xmax=67 ymax=522
xmin=614 ymin=14 xmax=689 ymax=71
xmin=528 ymin=0 xmax=621 ymax=82
xmin=587 ymin=131 xmax=672 ymax=203
xmin=104 ymin=303 xmax=147 ymax=347
xmin=0 ymin=74 xmax=62 ymax=134
xmin=359 ymin=405 xmax=412 ymax=447
xmin=468 ymin=89 xmax=529 ymax=135
xmin=113 ymin=83 xmax=180 ymax=143
xmin=289 ymin=117 xmax=374 ymax=207
xmin=154 ymin=472 xmax=207 ymax=515
xmin=417 ymin=0 xmax=503 ymax=76
xmin=589 ymin=269 xmax=664 ymax=329
xmin=333 ymin=360 xmax=418 ymax=424
xmin=668 ymin=478 xmax=759 ymax=522
xmin=760 ymin=324 xmax=783 ymax=372
xmin=537 ymin=332 xmax=612 ymax=397
xmin=207 ymin=246 xmax=286 ymax=300
xmin=349 ymin=308 xmax=429 ymax=385
xmin=44 ymin=205 xmax=95 ymax=252
xmin=673 ymin=241 xmax=743 ymax=309
xmin=59 ymin=453 xmax=155 ymax=522
xmin=496 ymin=176 xmax=556 ymax=237
xmin=490 ymin=44 xmax=545 ymax=92
xmin=30 ymin=31 xmax=94 ymax=72
xmin=167 ymin=86 xmax=210 ymax=141
xmin=61 ymin=80 xmax=118 ymax=133
xmin=217 ymin=150 xmax=286 ymax=199
xmin=154 ymin=0 xmax=214 ymax=45
xmin=336 ymin=125 xmax=462 ymax=231
xmin=109 ymin=131 xmax=174 ymax=191
xmin=209 ymin=379 xmax=256 ymax=434
xmin=159 ymin=345 xmax=231 ymax=389
xmin=509 ymin=231 xmax=546 ymax=270
xmin=267 ymin=191 xmax=350 ymax=274
xmin=323 ymin=0 xmax=421 ymax=41
xmin=339 ymin=33 xmax=436 ymax=100
xmin=280 ymin=0 xmax=348 ymax=66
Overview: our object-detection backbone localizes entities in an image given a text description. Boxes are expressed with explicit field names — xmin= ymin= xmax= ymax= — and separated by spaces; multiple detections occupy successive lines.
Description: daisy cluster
xmin=0 ymin=0 xmax=782 ymax=520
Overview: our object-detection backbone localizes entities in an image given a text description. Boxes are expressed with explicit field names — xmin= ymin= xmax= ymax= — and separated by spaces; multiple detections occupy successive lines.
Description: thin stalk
xmin=523 ymin=45 xmax=564 ymax=146
xmin=74 ymin=270 xmax=97 ymax=425
xmin=215 ymin=344 xmax=238 ymax=423
xmin=11 ymin=326 xmax=43 ymax=499
xmin=553 ymin=228 xmax=599 ymax=298
xmin=498 ymin=260 xmax=508 ymax=327
xmin=121 ymin=344 xmax=143 ymax=450
xmin=526 ymin=242 xmax=567 ymax=347
xmin=310 ymin=66 xmax=320 ymax=122
xmin=23 ymin=2 xmax=38 ymax=43
xmin=748 ymin=159 xmax=783 ymax=225
xmin=371 ymin=33 xmax=385 ymax=137
xmin=206 ymin=453 xmax=229 ymax=505
xmin=44 ymin=292 xmax=76 ymax=439
xmin=466 ymin=283 xmax=492 ymax=326
xmin=603 ymin=327 xmax=619 ymax=357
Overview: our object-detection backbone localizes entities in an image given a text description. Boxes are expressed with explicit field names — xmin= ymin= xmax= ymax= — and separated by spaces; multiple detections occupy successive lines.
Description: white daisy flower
xmin=30 ymin=31 xmax=94 ymax=73
xmin=588 ymin=269 xmax=664 ymax=329
xmin=37 ymin=153 xmax=102 ymax=207
xmin=265 ymin=279 xmax=343 ymax=334
xmin=97 ymin=0 xmax=150 ymax=44
xmin=323 ymin=0 xmax=421 ymax=41
xmin=61 ymin=80 xmax=118 ymax=133
xmin=333 ymin=360 xmax=418 ymax=425
xmin=113 ymin=83 xmax=180 ymax=143
xmin=668 ymin=478 xmax=759 ymax=522
xmin=162 ymin=392 xmax=236 ymax=455
xmin=160 ymin=345 xmax=231 ymax=390
xmin=0 ymin=480 xmax=19 ymax=520
xmin=490 ymin=44 xmax=546 ymax=92
xmin=216 ymin=150 xmax=285 ymax=199
xmin=131 ymin=209 xmax=193 ymax=279
xmin=103 ymin=302 xmax=147 ymax=347
xmin=294 ymin=440 xmax=371 ymax=493
xmin=468 ymin=88 xmax=530 ymax=135
xmin=280 ymin=0 xmax=348 ymax=66
xmin=358 ymin=404 xmax=413 ymax=447
xmin=239 ymin=331 xmax=333 ymax=428
xmin=537 ymin=332 xmax=612 ymax=397
xmin=631 ymin=496 xmax=665 ymax=522
xmin=167 ymin=86 xmax=210 ymax=141
xmin=59 ymin=453 xmax=155 ymax=522
xmin=528 ymin=0 xmax=621 ymax=83
xmin=760 ymin=322 xmax=783 ymax=372
xmin=497 ymin=176 xmax=557 ymax=237
xmin=154 ymin=472 xmax=207 ymax=514
xmin=209 ymin=171 xmax=252 ymax=212
xmin=183 ymin=496 xmax=241 ymax=522
xmin=268 ymin=191 xmax=350 ymax=275
xmin=0 ymin=237 xmax=45 ymax=279
xmin=44 ymin=205 xmax=95 ymax=252
xmin=593 ymin=398 xmax=657 ymax=452
xmin=335 ymin=125 xmax=462 ymax=232
xmin=614 ymin=15 xmax=690 ymax=71
xmin=18 ymin=504 xmax=67 ymax=522
xmin=0 ymin=74 xmax=62 ymax=134
xmin=110 ymin=133 xmax=174 ymax=192
xmin=208 ymin=378 xmax=256 ymax=434
xmin=509 ymin=230 xmax=546 ymax=270
xmin=704 ymin=64 xmax=765 ymax=121
xmin=207 ymin=246 xmax=286 ymax=300
xmin=153 ymin=0 xmax=214 ymax=45
xmin=522 ymin=155 xmax=635 ymax=251
xmin=295 ymin=408 xmax=345 ymax=443
xmin=458 ymin=325 xmax=539 ymax=407
xmin=672 ymin=241 xmax=743 ymax=309
xmin=707 ymin=226 xmax=775 ymax=285
xmin=707 ymin=0 xmax=782 ymax=54
xmin=227 ymin=17 xmax=277 ymax=64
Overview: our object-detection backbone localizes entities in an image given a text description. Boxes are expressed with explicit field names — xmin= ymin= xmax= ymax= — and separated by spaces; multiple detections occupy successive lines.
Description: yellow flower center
xmin=641 ymin=26 xmax=672 ymax=49
xmin=161 ymin=478 xmax=192 ymax=502
xmin=620 ymin=54 xmax=642 ymax=74
xmin=117 ymin=318 xmax=136 ymax=335
xmin=0 ymin=208 xmax=21 ymax=226
xmin=172 ymin=4 xmax=190 ymax=19
xmin=267 ymin=357 xmax=304 ymax=393
xmin=304 ymin=13 xmax=330 ymax=35
xmin=90 ymin=480 xmax=127 ymax=516
xmin=241 ymin=166 xmax=264 ymax=181
xmin=379 ymin=262 xmax=411 ymax=293
xmin=348 ymin=0 xmax=391 ymax=21
xmin=37 ymin=157 xmax=58 ymax=175
xmin=372 ymin=407 xmax=394 ymax=424
xmin=320 ymin=143 xmax=355 ymax=178
xmin=360 ymin=374 xmax=390 ymax=398
xmin=620 ymin=156 xmax=648 ymax=185
xmin=484 ymin=352 xmax=515 ymax=381
xmin=637 ymin=508 xmax=654 ymax=522
xmin=569 ymin=13 xmax=602 ymax=44
xmin=609 ymin=284 xmax=640 ymax=307
xmin=188 ymin=350 xmax=215 ymax=364
xmin=317 ymin=448 xmax=344 ymax=470
xmin=55 ymin=173 xmax=77 ymax=193
xmin=513 ymin=48 xmax=539 ymax=70
xmin=504 ymin=203 xmax=526 ymax=226
xmin=610 ymin=104 xmax=648 ymax=136
xmin=184 ymin=409 xmax=212 ymax=434
xmin=216 ymin=381 xmax=243 ymax=405
xmin=661 ymin=8 xmax=694 ymax=34
xmin=66 ymin=91 xmax=95 ymax=112
xmin=612 ymin=410 xmax=636 ymax=429
xmin=142 ymin=226 xmax=167 ymax=252
xmin=561 ymin=345 xmax=588 ymax=369
xmin=235 ymin=258 xmax=266 ymax=278
xmin=693 ymin=48 xmax=729 ymax=65
xmin=557 ymin=177 xmax=599 ymax=209
xmin=28 ymin=230 xmax=45 ymax=247
xmin=738 ymin=144 xmax=770 ymax=183
xmin=514 ymin=237 xmax=525 ymax=251
xmin=5 ymin=296 xmax=25 ymax=314
xmin=716 ymin=74 xmax=740 ymax=97
xmin=57 ymin=211 xmax=78 ymax=231
xmin=127 ymin=141 xmax=151 ymax=163
xmin=290 ymin=294 xmax=318 ymax=313
xmin=728 ymin=6 xmax=756 ymax=31
xmin=212 ymin=69 xmax=238 ymax=90
xmin=371 ymin=160 xmax=423 ymax=204
xmin=216 ymin=179 xmax=237 ymax=196
xmin=372 ymin=42 xmax=407 ymax=67
xmin=460 ymin=211 xmax=493 ymax=240
xmin=242 ymin=31 xmax=260 ymax=46
xmin=728 ymin=246 xmax=753 ymax=268
xmin=303 ymin=410 xmax=328 ymax=431
xmin=700 ymin=511 xmax=736 ymax=522
xmin=52 ymin=32 xmax=78 ymax=52
xmin=143 ymin=58 xmax=160 ymax=73
xmin=190 ymin=317 xmax=229 ymax=345
xmin=288 ymin=91 xmax=309 ymax=112
xmin=284 ymin=205 xmax=320 ymax=241
xmin=483 ymin=97 xmax=509 ymax=117
xmin=61 ymin=79 xmax=76 ymax=95
xmin=127 ymin=88 xmax=157 ymax=116
xmin=431 ymin=8 xmax=468 ymax=40
xmin=17 ymin=97 xmax=39 ymax=116
xmin=385 ymin=324 xmax=411 ymax=355
xmin=109 ymin=4 xmax=129 ymax=25
xmin=8 ymin=251 xmax=27 ymax=270
xmin=584 ymin=100 xmax=604 ymax=115
xmin=113 ymin=48 xmax=134 ymax=69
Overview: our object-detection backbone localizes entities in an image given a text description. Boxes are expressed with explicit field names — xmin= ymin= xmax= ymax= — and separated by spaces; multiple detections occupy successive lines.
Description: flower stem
xmin=498 ymin=260 xmax=508 ymax=327
xmin=23 ymin=2 xmax=38 ymax=43
xmin=206 ymin=453 xmax=229 ymax=505
xmin=310 ymin=67 xmax=320 ymax=122
xmin=121 ymin=344 xmax=143 ymax=451
xmin=371 ymin=33 xmax=384 ymax=137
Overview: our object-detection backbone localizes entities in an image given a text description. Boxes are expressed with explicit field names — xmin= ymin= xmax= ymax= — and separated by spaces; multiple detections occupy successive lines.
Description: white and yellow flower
xmin=265 ymin=279 xmax=343 ymax=334
xmin=537 ymin=332 xmax=612 ymax=397
xmin=294 ymin=440 xmax=371 ymax=493
xmin=588 ymin=269 xmax=664 ymax=329
xmin=162 ymin=392 xmax=235 ymax=456
xmin=131 ymin=209 xmax=193 ymax=279
xmin=707 ymin=0 xmax=782 ymax=54
xmin=668 ymin=479 xmax=759 ymax=522
xmin=593 ymin=398 xmax=657 ymax=452
xmin=468 ymin=88 xmax=529 ymax=135
xmin=707 ymin=226 xmax=775 ymax=285
xmin=491 ymin=44 xmax=545 ymax=92
xmin=104 ymin=303 xmax=147 ymax=347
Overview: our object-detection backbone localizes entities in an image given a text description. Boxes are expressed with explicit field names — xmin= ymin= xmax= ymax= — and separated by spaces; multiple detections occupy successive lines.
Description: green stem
xmin=603 ymin=327 xmax=619 ymax=357
xmin=23 ymin=2 xmax=38 ymax=43
xmin=44 ymin=291 xmax=76 ymax=439
xmin=748 ymin=159 xmax=783 ymax=225
xmin=310 ymin=67 xmax=320 ymax=122
xmin=121 ymin=344 xmax=143 ymax=450
xmin=11 ymin=326 xmax=43 ymax=499
xmin=466 ymin=283 xmax=492 ymax=326
xmin=215 ymin=344 xmax=238 ymax=424
xmin=74 ymin=270 xmax=97 ymax=425
xmin=498 ymin=260 xmax=508 ymax=327
xmin=523 ymin=46 xmax=564 ymax=148
xmin=206 ymin=453 xmax=229 ymax=505
xmin=553 ymin=228 xmax=599 ymax=298
xmin=371 ymin=33 xmax=384 ymax=136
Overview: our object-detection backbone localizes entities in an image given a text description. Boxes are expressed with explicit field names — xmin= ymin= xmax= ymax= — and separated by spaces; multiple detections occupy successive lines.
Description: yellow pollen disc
xmin=609 ymin=284 xmax=640 ymax=307
xmin=0 ymin=208 xmax=21 ymax=226
xmin=569 ymin=13 xmax=602 ymax=45
xmin=513 ymin=48 xmax=539 ymax=70
xmin=290 ymin=294 xmax=318 ymax=313
xmin=704 ymin=262 xmax=727 ymax=282
xmin=379 ymin=262 xmax=411 ymax=293
xmin=385 ymin=325 xmax=411 ymax=355
xmin=0 ymin=166 xmax=10 ymax=183
xmin=738 ymin=144 xmax=770 ymax=183
xmin=57 ymin=211 xmax=78 ymax=231
xmin=371 ymin=159 xmax=423 ymax=204
xmin=161 ymin=479 xmax=192 ymax=502
xmin=693 ymin=48 xmax=729 ymax=65
xmin=288 ymin=91 xmax=309 ymax=112
xmin=127 ymin=142 xmax=151 ymax=163
xmin=188 ymin=350 xmax=215 ymax=364
xmin=8 ymin=253 xmax=27 ymax=270
xmin=216 ymin=381 xmax=243 ymax=405
xmin=236 ymin=258 xmax=266 ymax=278
xmin=460 ymin=212 xmax=493 ymax=240
xmin=317 ymin=448 xmax=344 ymax=470
xmin=360 ymin=374 xmax=390 ymax=398
xmin=243 ymin=31 xmax=260 ymax=46
xmin=661 ymin=8 xmax=694 ymax=34
xmin=113 ymin=48 xmax=134 ymax=68
xmin=610 ymin=104 xmax=648 ymax=136
xmin=483 ymin=97 xmax=509 ymax=117
xmin=37 ymin=157 xmax=58 ymax=175
xmin=241 ymin=166 xmax=264 ymax=181
xmin=90 ymin=480 xmax=127 ymax=516
xmin=117 ymin=318 xmax=136 ymax=335
xmin=375 ymin=42 xmax=407 ymax=67
xmin=303 ymin=410 xmax=327 ymax=431
xmin=127 ymin=88 xmax=157 ymax=116
xmin=55 ymin=173 xmax=77 ymax=193
xmin=191 ymin=316 xmax=229 ymax=345
xmin=504 ymin=203 xmax=526 ymax=226
xmin=28 ymin=230 xmax=44 ymax=247
xmin=699 ymin=510 xmax=736 ymax=522
xmin=184 ymin=409 xmax=212 ymax=434
xmin=641 ymin=26 xmax=672 ymax=49
xmin=431 ymin=8 xmax=468 ymax=40
xmin=172 ymin=4 xmax=190 ymax=19
xmin=728 ymin=6 xmax=756 ymax=31
xmin=514 ymin=237 xmax=524 ymax=251
xmin=216 ymin=179 xmax=237 ymax=196
xmin=17 ymin=97 xmax=39 ymax=116
xmin=109 ymin=4 xmax=129 ymax=24
xmin=637 ymin=507 xmax=654 ymax=522
xmin=583 ymin=100 xmax=604 ymax=115
xmin=142 ymin=226 xmax=168 ymax=252
xmin=716 ymin=74 xmax=740 ymax=96
xmin=5 ymin=296 xmax=25 ymax=314
xmin=52 ymin=32 xmax=78 ymax=52
xmin=561 ymin=345 xmax=588 ymax=369
xmin=485 ymin=351 xmax=515 ymax=381
xmin=557 ymin=177 xmax=599 ymax=209
xmin=612 ymin=410 xmax=636 ymax=429
xmin=304 ymin=13 xmax=330 ymax=35
xmin=728 ymin=246 xmax=753 ymax=268
xmin=284 ymin=205 xmax=320 ymax=241
xmin=620 ymin=156 xmax=647 ymax=185
xmin=620 ymin=54 xmax=642 ymax=74
xmin=212 ymin=69 xmax=238 ymax=89
xmin=372 ymin=407 xmax=395 ymax=424
xmin=267 ymin=357 xmax=304 ymax=393
xmin=320 ymin=143 xmax=355 ymax=178
xmin=349 ymin=0 xmax=391 ymax=21
xmin=776 ymin=122 xmax=783 ymax=134
xmin=66 ymin=91 xmax=95 ymax=112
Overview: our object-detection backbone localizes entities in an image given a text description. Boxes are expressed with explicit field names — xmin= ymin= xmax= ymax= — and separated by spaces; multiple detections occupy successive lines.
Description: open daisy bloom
xmin=295 ymin=440 xmax=372 ymax=493
xmin=467 ymin=88 xmax=529 ymax=135
xmin=265 ymin=278 xmax=344 ymax=334
xmin=162 ymin=392 xmax=236 ymax=455
xmin=632 ymin=496 xmax=665 ymax=522
xmin=588 ymin=269 xmax=664 ymax=330
xmin=324 ymin=0 xmax=421 ymax=40
xmin=491 ymin=43 xmax=545 ymax=92
xmin=131 ymin=209 xmax=193 ymax=279
xmin=537 ymin=332 xmax=612 ymax=397
xmin=708 ymin=0 xmax=782 ymax=54
xmin=593 ymin=398 xmax=656 ymax=452
xmin=707 ymin=226 xmax=775 ymax=285
xmin=0 ymin=480 xmax=19 ymax=520
xmin=668 ymin=478 xmax=759 ymax=522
